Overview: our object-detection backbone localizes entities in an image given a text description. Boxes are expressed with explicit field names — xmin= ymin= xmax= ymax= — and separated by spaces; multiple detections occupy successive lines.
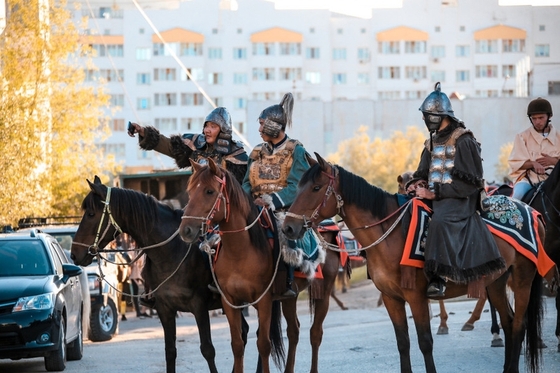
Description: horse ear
xmin=305 ymin=152 xmax=317 ymax=167
xmin=208 ymin=158 xmax=222 ymax=177
xmin=314 ymin=152 xmax=330 ymax=171
xmin=94 ymin=175 xmax=102 ymax=185
xmin=190 ymin=159 xmax=203 ymax=173
xmin=87 ymin=177 xmax=106 ymax=198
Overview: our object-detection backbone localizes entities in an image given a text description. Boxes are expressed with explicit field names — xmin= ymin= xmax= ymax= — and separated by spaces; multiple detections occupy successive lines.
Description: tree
xmin=494 ymin=142 xmax=513 ymax=184
xmin=327 ymin=126 xmax=426 ymax=193
xmin=0 ymin=0 xmax=119 ymax=226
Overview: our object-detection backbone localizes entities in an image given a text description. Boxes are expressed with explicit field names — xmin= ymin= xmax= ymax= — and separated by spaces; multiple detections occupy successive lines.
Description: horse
xmin=282 ymin=153 xmax=549 ymax=373
xmin=178 ymin=159 xmax=347 ymax=373
xmin=70 ymin=176 xmax=249 ymax=373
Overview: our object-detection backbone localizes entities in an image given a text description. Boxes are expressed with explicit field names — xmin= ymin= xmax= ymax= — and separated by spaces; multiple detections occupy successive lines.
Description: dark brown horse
xmin=283 ymin=153 xmax=549 ymax=373
xmin=178 ymin=159 xmax=346 ymax=373
xmin=70 ymin=176 xmax=248 ymax=373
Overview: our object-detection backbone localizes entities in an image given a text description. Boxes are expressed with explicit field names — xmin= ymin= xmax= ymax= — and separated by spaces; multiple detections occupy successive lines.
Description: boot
xmin=426 ymin=277 xmax=446 ymax=298
xmin=282 ymin=282 xmax=297 ymax=298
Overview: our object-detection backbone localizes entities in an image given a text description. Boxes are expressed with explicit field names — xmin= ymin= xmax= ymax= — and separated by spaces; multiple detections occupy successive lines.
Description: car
xmin=17 ymin=218 xmax=121 ymax=342
xmin=0 ymin=230 xmax=85 ymax=371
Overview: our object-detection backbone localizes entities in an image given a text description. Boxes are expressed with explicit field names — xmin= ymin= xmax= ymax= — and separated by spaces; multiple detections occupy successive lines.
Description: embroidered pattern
xmin=482 ymin=195 xmax=524 ymax=230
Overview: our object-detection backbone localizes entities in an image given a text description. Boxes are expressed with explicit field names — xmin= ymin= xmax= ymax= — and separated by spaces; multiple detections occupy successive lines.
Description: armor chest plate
xmin=428 ymin=144 xmax=456 ymax=184
xmin=249 ymin=147 xmax=294 ymax=197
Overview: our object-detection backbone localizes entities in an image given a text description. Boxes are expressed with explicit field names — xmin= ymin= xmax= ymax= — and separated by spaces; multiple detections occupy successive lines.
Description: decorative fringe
xmin=467 ymin=279 xmax=486 ymax=299
xmin=400 ymin=265 xmax=417 ymax=290
xmin=425 ymin=257 xmax=506 ymax=284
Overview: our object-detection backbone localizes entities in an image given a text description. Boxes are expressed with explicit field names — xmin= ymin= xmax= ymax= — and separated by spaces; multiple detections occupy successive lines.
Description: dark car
xmin=0 ymin=230 xmax=85 ymax=371
xmin=17 ymin=218 xmax=120 ymax=342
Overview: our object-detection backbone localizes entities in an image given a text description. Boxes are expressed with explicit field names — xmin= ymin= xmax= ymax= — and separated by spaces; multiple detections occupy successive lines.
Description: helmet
xmin=204 ymin=107 xmax=232 ymax=135
xmin=419 ymin=82 xmax=459 ymax=132
xmin=527 ymin=97 xmax=553 ymax=117
xmin=259 ymin=93 xmax=294 ymax=138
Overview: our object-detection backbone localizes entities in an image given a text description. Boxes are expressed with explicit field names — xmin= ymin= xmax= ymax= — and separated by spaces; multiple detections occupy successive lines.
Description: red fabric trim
xmin=401 ymin=199 xmax=431 ymax=268
xmin=295 ymin=264 xmax=323 ymax=279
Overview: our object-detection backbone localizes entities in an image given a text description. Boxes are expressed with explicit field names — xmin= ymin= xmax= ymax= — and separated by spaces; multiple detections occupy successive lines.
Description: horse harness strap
xmin=86 ymin=187 xmax=124 ymax=256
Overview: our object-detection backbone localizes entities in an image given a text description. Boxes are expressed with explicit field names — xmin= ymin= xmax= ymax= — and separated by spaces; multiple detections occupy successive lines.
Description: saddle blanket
xmin=401 ymin=195 xmax=555 ymax=277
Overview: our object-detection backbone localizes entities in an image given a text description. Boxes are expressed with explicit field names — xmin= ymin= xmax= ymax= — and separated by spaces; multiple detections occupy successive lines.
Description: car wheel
xmin=45 ymin=316 xmax=66 ymax=371
xmin=67 ymin=310 xmax=83 ymax=361
xmin=88 ymin=298 xmax=118 ymax=342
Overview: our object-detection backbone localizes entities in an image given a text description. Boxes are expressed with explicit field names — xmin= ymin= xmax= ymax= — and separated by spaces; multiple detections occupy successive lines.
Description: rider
xmin=406 ymin=82 xmax=506 ymax=298
xmin=242 ymin=92 xmax=314 ymax=298
xmin=508 ymin=97 xmax=559 ymax=200
xmin=128 ymin=107 xmax=248 ymax=184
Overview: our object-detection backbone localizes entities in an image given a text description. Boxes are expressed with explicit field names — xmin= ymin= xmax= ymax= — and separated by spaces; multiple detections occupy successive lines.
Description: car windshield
xmin=0 ymin=240 xmax=51 ymax=276
xmin=47 ymin=232 xmax=75 ymax=251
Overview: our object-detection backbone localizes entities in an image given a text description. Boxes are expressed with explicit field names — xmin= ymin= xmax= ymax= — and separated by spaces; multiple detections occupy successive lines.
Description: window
xmin=207 ymin=72 xmax=223 ymax=85
xmin=136 ymin=73 xmax=150 ymax=85
xmin=279 ymin=43 xmax=301 ymax=55
xmin=181 ymin=93 xmax=204 ymax=106
xmin=539 ymin=25 xmax=545 ymax=31
xmin=456 ymin=45 xmax=470 ymax=57
xmin=502 ymin=90 xmax=515 ymax=97
xmin=475 ymin=90 xmax=499 ymax=98
xmin=253 ymin=92 xmax=276 ymax=100
xmin=237 ymin=28 xmax=242 ymax=34
xmin=333 ymin=73 xmax=347 ymax=85
xmin=279 ymin=68 xmax=301 ymax=81
xmin=154 ymin=93 xmax=177 ymax=106
xmin=435 ymin=26 xmax=441 ymax=32
xmin=233 ymin=73 xmax=248 ymax=85
xmin=154 ymin=118 xmax=177 ymax=131
xmin=405 ymin=91 xmax=425 ymax=99
xmin=153 ymin=68 xmax=176 ymax=81
xmin=456 ymin=70 xmax=470 ymax=82
xmin=431 ymin=46 xmax=445 ymax=58
xmin=460 ymin=26 xmax=465 ymax=32
xmin=431 ymin=71 xmax=446 ymax=82
xmin=212 ymin=28 xmax=218 ymax=34
xmin=180 ymin=117 xmax=203 ymax=132
xmin=136 ymin=47 xmax=151 ymax=60
xmin=253 ymin=42 xmax=275 ymax=56
xmin=332 ymin=48 xmax=347 ymax=60
xmin=502 ymin=65 xmax=516 ymax=78
xmin=137 ymin=149 xmax=151 ymax=160
xmin=378 ymin=66 xmax=400 ymax=79
xmin=234 ymin=97 xmax=247 ymax=109
xmin=110 ymin=94 xmax=124 ymax=107
xmin=361 ymin=28 xmax=366 ymax=34
xmin=475 ymin=40 xmax=498 ymax=53
xmin=310 ymin=28 xmax=315 ymax=33
xmin=306 ymin=47 xmax=320 ymax=59
xmin=153 ymin=43 xmax=173 ymax=56
xmin=92 ymin=44 xmax=123 ymax=57
xmin=139 ymin=28 xmax=144 ymax=34
xmin=357 ymin=73 xmax=369 ymax=85
xmin=110 ymin=119 xmax=125 ymax=131
xmin=358 ymin=48 xmax=370 ymax=63
xmin=503 ymin=39 xmax=525 ymax=53
xmin=252 ymin=68 xmax=275 ymax=81
xmin=379 ymin=91 xmax=401 ymax=100
xmin=378 ymin=41 xmax=400 ymax=54
xmin=213 ymin=97 xmax=223 ymax=107
xmin=233 ymin=47 xmax=247 ymax=59
xmin=405 ymin=66 xmax=427 ymax=80
xmin=208 ymin=48 xmax=222 ymax=59
xmin=235 ymin=122 xmax=244 ymax=134
xmin=137 ymin=97 xmax=151 ymax=110
xmin=549 ymin=81 xmax=560 ymax=95
xmin=179 ymin=43 xmax=203 ymax=56
xmin=405 ymin=41 xmax=426 ymax=53
xmin=535 ymin=44 xmax=550 ymax=57
xmin=102 ymin=143 xmax=125 ymax=158
xmin=180 ymin=68 xmax=204 ymax=81
xmin=476 ymin=65 xmax=498 ymax=78
xmin=337 ymin=28 xmax=343 ymax=34
xmin=305 ymin=72 xmax=321 ymax=84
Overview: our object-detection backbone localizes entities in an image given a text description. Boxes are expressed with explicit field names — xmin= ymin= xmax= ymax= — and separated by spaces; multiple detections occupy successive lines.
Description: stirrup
xmin=426 ymin=278 xmax=446 ymax=298
xmin=140 ymin=297 xmax=156 ymax=309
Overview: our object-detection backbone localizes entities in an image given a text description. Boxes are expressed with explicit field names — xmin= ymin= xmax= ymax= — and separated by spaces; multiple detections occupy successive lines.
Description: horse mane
xmin=544 ymin=161 xmax=560 ymax=196
xmin=188 ymin=165 xmax=270 ymax=252
xmin=82 ymin=186 xmax=183 ymax=243
xmin=300 ymin=163 xmax=391 ymax=219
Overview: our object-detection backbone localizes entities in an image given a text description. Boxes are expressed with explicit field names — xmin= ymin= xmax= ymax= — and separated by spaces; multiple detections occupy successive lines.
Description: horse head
xmin=179 ymin=158 xmax=230 ymax=243
xmin=71 ymin=176 xmax=121 ymax=266
xmin=283 ymin=152 xmax=341 ymax=240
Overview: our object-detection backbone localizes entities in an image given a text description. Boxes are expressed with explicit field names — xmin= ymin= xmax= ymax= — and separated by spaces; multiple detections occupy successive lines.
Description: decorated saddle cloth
xmin=401 ymin=195 xmax=555 ymax=277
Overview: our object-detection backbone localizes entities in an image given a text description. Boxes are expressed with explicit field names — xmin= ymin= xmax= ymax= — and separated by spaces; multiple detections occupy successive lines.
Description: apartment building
xmin=74 ymin=0 xmax=560 ymax=179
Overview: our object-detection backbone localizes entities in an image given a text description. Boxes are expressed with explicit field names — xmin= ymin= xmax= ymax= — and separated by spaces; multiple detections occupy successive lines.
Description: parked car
xmin=0 ymin=230 xmax=85 ymax=371
xmin=17 ymin=218 xmax=120 ymax=342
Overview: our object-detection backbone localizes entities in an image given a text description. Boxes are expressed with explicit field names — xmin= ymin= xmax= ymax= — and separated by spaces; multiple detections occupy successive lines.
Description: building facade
xmin=74 ymin=0 xmax=560 ymax=180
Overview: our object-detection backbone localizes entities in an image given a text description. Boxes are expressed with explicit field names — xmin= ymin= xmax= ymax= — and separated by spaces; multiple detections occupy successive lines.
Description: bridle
xmin=285 ymin=165 xmax=344 ymax=228
xmin=182 ymin=174 xmax=230 ymax=234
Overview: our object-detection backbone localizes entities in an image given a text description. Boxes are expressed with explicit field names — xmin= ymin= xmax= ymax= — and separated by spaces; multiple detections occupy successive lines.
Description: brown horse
xmin=283 ymin=153 xmax=548 ymax=373
xmin=178 ymin=159 xmax=346 ymax=373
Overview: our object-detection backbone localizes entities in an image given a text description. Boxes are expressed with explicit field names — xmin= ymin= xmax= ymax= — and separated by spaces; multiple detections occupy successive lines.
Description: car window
xmin=50 ymin=243 xmax=65 ymax=274
xmin=0 ymin=240 xmax=50 ymax=276
xmin=48 ymin=232 xmax=75 ymax=252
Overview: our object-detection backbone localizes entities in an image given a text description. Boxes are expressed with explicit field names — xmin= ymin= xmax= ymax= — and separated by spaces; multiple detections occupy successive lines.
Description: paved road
xmin=2 ymin=280 xmax=560 ymax=373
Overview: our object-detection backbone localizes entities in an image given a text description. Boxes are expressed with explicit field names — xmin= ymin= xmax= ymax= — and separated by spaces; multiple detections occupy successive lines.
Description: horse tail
xmin=525 ymin=273 xmax=543 ymax=373
xmin=270 ymin=300 xmax=286 ymax=371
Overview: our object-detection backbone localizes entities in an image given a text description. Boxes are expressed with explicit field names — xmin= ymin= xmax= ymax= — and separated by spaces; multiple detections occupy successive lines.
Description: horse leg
xmin=309 ymin=292 xmax=334 ymax=373
xmin=191 ymin=305 xmax=218 ymax=373
xmin=330 ymin=290 xmax=348 ymax=310
xmin=461 ymin=296 xmax=486 ymax=331
xmin=280 ymin=298 xmax=299 ymax=373
xmin=556 ymin=292 xmax=560 ymax=352
xmin=222 ymin=304 xmax=247 ymax=373
xmin=407 ymin=295 xmax=436 ymax=373
xmin=253 ymin=301 xmax=273 ymax=373
xmin=382 ymin=294 xmax=415 ymax=373
xmin=436 ymin=300 xmax=448 ymax=335
xmin=156 ymin=305 xmax=178 ymax=373
xmin=489 ymin=299 xmax=504 ymax=347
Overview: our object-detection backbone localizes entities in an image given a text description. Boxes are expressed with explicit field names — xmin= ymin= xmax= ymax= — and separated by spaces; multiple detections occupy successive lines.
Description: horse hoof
xmin=538 ymin=339 xmax=547 ymax=349
xmin=437 ymin=326 xmax=448 ymax=335
xmin=491 ymin=338 xmax=504 ymax=348
xmin=557 ymin=343 xmax=560 ymax=353
xmin=461 ymin=322 xmax=475 ymax=331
